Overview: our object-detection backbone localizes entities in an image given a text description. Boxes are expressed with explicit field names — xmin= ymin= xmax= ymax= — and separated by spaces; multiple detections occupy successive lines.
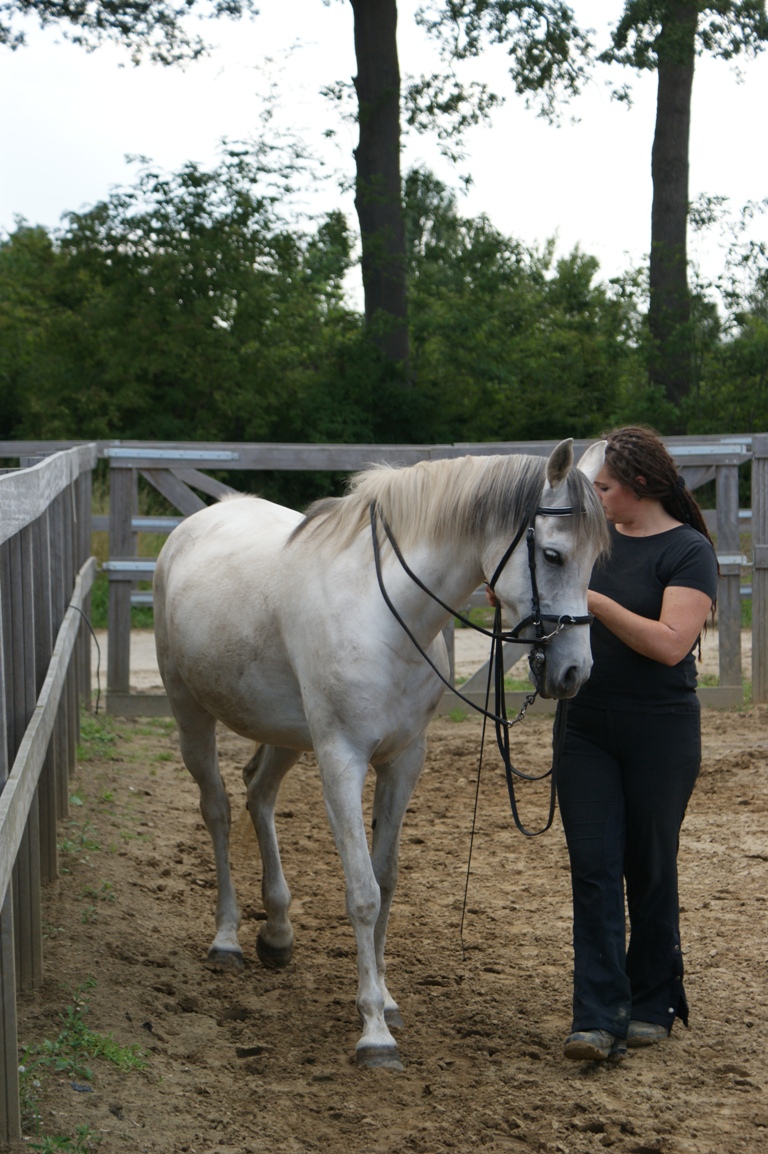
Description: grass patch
xmin=455 ymin=607 xmax=494 ymax=630
xmin=58 ymin=820 xmax=100 ymax=859
xmin=76 ymin=715 xmax=118 ymax=763
xmin=89 ymin=571 xmax=154 ymax=631
xmin=30 ymin=1123 xmax=102 ymax=1152
xmin=455 ymin=674 xmax=532 ymax=692
xmin=20 ymin=979 xmax=146 ymax=1141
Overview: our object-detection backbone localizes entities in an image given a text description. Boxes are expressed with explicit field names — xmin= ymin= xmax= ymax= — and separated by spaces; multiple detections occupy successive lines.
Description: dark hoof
xmin=356 ymin=1045 xmax=404 ymax=1071
xmin=205 ymin=948 xmax=245 ymax=973
xmin=384 ymin=1007 xmax=404 ymax=1029
xmin=256 ymin=933 xmax=293 ymax=970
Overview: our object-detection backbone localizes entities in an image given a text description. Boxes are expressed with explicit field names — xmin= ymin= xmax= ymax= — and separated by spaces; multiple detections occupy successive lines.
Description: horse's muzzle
xmin=531 ymin=645 xmax=589 ymax=700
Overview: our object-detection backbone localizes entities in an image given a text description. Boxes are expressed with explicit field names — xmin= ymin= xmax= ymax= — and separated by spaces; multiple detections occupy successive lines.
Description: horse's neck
xmin=377 ymin=537 xmax=484 ymax=643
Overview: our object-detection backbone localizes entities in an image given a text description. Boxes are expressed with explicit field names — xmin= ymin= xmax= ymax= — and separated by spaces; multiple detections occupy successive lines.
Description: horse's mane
xmin=288 ymin=454 xmax=608 ymax=556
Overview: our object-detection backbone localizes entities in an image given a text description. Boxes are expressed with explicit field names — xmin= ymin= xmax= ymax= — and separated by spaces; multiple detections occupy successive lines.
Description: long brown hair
xmin=602 ymin=425 xmax=715 ymax=549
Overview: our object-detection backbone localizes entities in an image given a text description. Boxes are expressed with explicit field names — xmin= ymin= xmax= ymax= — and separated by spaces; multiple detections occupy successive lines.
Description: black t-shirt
xmin=574 ymin=523 xmax=719 ymax=713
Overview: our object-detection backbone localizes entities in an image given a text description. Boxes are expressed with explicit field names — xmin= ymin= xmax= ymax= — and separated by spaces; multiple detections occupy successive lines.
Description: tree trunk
xmin=350 ymin=0 xmax=410 ymax=374
xmin=648 ymin=2 xmax=697 ymax=423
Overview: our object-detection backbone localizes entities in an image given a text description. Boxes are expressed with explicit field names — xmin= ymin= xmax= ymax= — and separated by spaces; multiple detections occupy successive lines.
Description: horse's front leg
xmin=243 ymin=744 xmax=301 ymax=968
xmin=316 ymin=740 xmax=403 ymax=1071
xmin=371 ymin=735 xmax=428 ymax=1030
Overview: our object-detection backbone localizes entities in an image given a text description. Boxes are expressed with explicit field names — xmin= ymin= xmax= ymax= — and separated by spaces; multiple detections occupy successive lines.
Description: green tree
xmin=0 ymin=148 xmax=360 ymax=445
xmin=404 ymin=168 xmax=638 ymax=442
xmin=686 ymin=196 xmax=768 ymax=431
xmin=600 ymin=1 xmax=768 ymax=424
xmin=1 ymin=0 xmax=609 ymax=389
xmin=0 ymin=0 xmax=257 ymax=63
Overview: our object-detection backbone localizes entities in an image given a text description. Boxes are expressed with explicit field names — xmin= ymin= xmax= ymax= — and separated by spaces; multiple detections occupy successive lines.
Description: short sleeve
xmin=665 ymin=533 xmax=719 ymax=602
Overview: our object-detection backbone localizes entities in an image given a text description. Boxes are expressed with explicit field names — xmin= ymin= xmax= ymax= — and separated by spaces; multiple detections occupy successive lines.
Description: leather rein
xmin=369 ymin=498 xmax=592 ymax=835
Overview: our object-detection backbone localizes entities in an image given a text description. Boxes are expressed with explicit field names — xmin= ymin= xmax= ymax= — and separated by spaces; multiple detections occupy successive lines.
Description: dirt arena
xmin=8 ymin=640 xmax=768 ymax=1154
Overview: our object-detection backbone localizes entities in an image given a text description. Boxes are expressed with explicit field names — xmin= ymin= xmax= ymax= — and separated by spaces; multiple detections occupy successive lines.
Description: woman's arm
xmin=588 ymin=586 xmax=714 ymax=667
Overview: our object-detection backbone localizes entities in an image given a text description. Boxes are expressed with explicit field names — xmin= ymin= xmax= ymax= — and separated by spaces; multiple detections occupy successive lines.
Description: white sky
xmin=1 ymin=0 xmax=766 ymax=299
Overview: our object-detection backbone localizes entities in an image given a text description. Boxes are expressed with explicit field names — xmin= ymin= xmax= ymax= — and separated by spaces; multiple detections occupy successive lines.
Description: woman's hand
xmin=588 ymin=587 xmax=714 ymax=666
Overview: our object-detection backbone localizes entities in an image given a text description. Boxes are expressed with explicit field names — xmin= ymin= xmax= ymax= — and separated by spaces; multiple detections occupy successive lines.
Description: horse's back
xmin=154 ymin=496 xmax=311 ymax=744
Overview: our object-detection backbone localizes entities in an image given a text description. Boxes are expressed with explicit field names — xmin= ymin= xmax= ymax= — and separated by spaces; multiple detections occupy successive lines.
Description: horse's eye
xmin=543 ymin=548 xmax=563 ymax=566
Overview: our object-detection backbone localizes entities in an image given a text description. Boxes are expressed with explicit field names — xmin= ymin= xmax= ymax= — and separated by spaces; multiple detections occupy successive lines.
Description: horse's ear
xmin=577 ymin=440 xmax=607 ymax=483
xmin=546 ymin=438 xmax=574 ymax=486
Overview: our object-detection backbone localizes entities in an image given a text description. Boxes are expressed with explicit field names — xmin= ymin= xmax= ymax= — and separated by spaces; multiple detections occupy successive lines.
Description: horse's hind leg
xmin=174 ymin=698 xmax=244 ymax=970
xmin=243 ymin=744 xmax=301 ymax=968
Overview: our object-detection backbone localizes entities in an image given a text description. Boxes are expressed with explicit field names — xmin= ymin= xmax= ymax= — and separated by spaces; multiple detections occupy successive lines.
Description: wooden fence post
xmin=107 ymin=466 xmax=136 ymax=696
xmin=77 ymin=468 xmax=93 ymax=708
xmin=33 ymin=510 xmax=58 ymax=885
xmin=0 ymin=589 xmax=21 ymax=1144
xmin=48 ymin=493 xmax=68 ymax=822
xmin=752 ymin=435 xmax=768 ymax=704
xmin=715 ymin=464 xmax=743 ymax=688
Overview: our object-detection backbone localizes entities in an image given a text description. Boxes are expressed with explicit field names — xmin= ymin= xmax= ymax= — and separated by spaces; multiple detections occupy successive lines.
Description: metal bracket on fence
xmin=104 ymin=448 xmax=240 ymax=461
xmin=102 ymin=560 xmax=156 ymax=580
xmin=717 ymin=553 xmax=749 ymax=577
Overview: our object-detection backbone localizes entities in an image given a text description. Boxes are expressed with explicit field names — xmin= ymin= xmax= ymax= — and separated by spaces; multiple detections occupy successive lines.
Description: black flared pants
xmin=556 ymin=703 xmax=700 ymax=1038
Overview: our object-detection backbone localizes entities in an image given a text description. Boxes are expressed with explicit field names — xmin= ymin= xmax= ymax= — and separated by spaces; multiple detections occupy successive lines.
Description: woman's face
xmin=593 ymin=464 xmax=639 ymax=525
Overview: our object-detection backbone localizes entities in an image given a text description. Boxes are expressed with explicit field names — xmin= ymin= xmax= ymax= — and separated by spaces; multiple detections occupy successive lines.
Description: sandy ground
xmin=93 ymin=626 xmax=752 ymax=693
xmin=9 ymin=699 xmax=768 ymax=1154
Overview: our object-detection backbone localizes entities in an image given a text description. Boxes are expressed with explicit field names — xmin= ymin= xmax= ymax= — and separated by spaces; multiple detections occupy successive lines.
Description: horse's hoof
xmin=356 ymin=1045 xmax=404 ymax=1072
xmin=256 ymin=933 xmax=293 ymax=970
xmin=384 ymin=1007 xmax=404 ymax=1029
xmin=205 ymin=948 xmax=245 ymax=973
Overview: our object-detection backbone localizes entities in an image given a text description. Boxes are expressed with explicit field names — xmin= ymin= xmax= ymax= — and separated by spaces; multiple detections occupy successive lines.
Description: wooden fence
xmin=83 ymin=435 xmax=756 ymax=716
xmin=0 ymin=436 xmax=761 ymax=717
xmin=0 ymin=446 xmax=96 ymax=1144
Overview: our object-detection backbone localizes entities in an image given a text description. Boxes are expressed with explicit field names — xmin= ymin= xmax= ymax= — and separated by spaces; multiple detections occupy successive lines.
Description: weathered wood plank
xmin=77 ymin=470 xmax=93 ymax=708
xmin=0 ymin=889 xmax=20 ymax=1144
xmin=0 ymin=558 xmax=96 ymax=908
xmin=752 ymin=435 xmax=768 ymax=704
xmin=170 ymin=468 xmax=240 ymax=500
xmin=457 ymin=643 xmax=529 ymax=695
xmin=105 ymin=693 xmax=173 ymax=718
xmin=107 ymin=468 xmax=136 ymax=695
xmin=716 ymin=465 xmax=743 ymax=689
xmin=435 ymin=689 xmax=557 ymax=716
xmin=48 ymin=493 xmax=70 ymax=822
xmin=0 ymin=445 xmax=97 ymax=545
xmin=140 ymin=468 xmax=207 ymax=516
xmin=434 ymin=683 xmax=742 ymax=716
xmin=0 ymin=578 xmax=20 ymax=1144
xmin=13 ymin=527 xmax=43 ymax=989
xmin=33 ymin=514 xmax=57 ymax=881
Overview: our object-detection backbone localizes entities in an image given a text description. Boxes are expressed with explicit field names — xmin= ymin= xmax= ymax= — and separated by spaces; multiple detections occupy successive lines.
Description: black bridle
xmin=370 ymin=498 xmax=593 ymax=836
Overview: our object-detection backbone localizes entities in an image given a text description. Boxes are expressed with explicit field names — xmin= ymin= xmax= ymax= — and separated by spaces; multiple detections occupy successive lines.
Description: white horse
xmin=153 ymin=439 xmax=607 ymax=1070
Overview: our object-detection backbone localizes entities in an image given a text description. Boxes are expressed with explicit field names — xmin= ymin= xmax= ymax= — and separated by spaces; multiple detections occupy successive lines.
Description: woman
xmin=558 ymin=426 xmax=719 ymax=1062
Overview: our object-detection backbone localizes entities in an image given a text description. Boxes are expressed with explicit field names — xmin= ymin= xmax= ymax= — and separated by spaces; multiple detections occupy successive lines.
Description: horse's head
xmin=489 ymin=438 xmax=608 ymax=700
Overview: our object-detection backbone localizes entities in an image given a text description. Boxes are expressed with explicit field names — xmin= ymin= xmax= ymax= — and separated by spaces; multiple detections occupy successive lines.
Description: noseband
xmin=370 ymin=497 xmax=593 ymax=836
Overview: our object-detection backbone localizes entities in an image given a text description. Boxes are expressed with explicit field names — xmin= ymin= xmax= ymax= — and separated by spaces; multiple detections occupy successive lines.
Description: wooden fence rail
xmin=92 ymin=436 xmax=755 ymax=716
xmin=0 ymin=446 xmax=96 ymax=1144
